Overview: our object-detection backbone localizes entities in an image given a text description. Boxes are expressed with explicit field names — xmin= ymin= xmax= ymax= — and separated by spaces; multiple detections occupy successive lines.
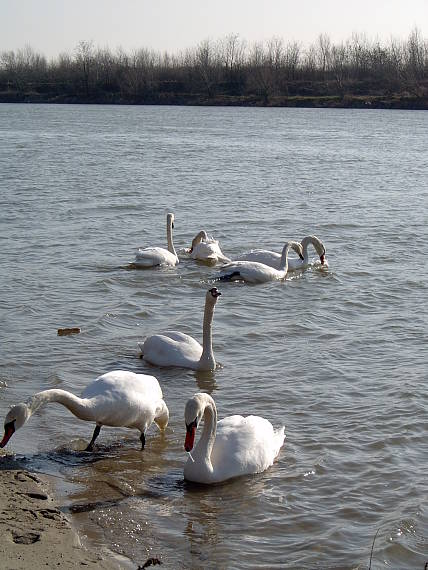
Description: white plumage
xmin=217 ymin=240 xmax=303 ymax=284
xmin=236 ymin=235 xmax=327 ymax=271
xmin=139 ymin=288 xmax=221 ymax=371
xmin=135 ymin=212 xmax=179 ymax=267
xmin=184 ymin=393 xmax=285 ymax=484
xmin=187 ymin=230 xmax=230 ymax=264
xmin=0 ymin=370 xmax=169 ymax=451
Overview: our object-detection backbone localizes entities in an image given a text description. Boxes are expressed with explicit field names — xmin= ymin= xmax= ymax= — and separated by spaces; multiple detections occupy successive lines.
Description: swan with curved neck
xmin=135 ymin=212 xmax=178 ymax=267
xmin=184 ymin=393 xmax=285 ymax=484
xmin=236 ymin=235 xmax=327 ymax=271
xmin=139 ymin=288 xmax=221 ymax=371
xmin=217 ymin=241 xmax=303 ymax=284
xmin=187 ymin=230 xmax=231 ymax=264
xmin=0 ymin=370 xmax=169 ymax=451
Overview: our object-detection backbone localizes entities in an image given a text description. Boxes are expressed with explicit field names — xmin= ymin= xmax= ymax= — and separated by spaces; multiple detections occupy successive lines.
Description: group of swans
xmin=1 ymin=214 xmax=328 ymax=484
xmin=1 ymin=369 xmax=283 ymax=484
xmin=133 ymin=213 xmax=327 ymax=286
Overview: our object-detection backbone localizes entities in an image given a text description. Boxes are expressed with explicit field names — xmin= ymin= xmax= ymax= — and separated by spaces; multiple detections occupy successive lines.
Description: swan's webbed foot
xmin=85 ymin=425 xmax=101 ymax=452
xmin=140 ymin=432 xmax=146 ymax=450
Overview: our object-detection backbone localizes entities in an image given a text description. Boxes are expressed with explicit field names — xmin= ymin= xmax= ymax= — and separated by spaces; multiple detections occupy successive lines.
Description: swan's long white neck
xmin=25 ymin=390 xmax=95 ymax=422
xmin=194 ymin=398 xmax=217 ymax=469
xmin=198 ymin=297 xmax=216 ymax=370
xmin=301 ymin=236 xmax=313 ymax=262
xmin=278 ymin=243 xmax=291 ymax=273
xmin=166 ymin=216 xmax=177 ymax=257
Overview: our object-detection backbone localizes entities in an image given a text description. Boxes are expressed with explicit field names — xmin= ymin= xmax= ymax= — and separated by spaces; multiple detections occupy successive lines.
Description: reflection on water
xmin=1 ymin=104 xmax=427 ymax=569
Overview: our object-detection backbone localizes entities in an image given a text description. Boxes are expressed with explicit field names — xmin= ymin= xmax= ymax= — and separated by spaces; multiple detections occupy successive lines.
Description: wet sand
xmin=0 ymin=457 xmax=128 ymax=569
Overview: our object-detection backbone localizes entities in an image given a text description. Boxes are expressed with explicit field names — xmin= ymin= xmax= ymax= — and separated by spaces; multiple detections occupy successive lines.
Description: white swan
xmin=187 ymin=230 xmax=231 ymax=264
xmin=217 ymin=241 xmax=303 ymax=284
xmin=139 ymin=288 xmax=221 ymax=371
xmin=134 ymin=212 xmax=179 ymax=267
xmin=0 ymin=370 xmax=169 ymax=451
xmin=184 ymin=393 xmax=285 ymax=484
xmin=236 ymin=235 xmax=327 ymax=271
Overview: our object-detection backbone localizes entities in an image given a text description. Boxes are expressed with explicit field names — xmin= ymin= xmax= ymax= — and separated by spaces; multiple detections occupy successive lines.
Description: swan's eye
xmin=186 ymin=419 xmax=197 ymax=432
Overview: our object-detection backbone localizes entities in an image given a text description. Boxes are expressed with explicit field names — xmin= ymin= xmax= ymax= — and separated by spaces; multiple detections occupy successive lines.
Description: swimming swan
xmin=236 ymin=235 xmax=327 ymax=271
xmin=187 ymin=230 xmax=231 ymax=264
xmin=184 ymin=393 xmax=285 ymax=484
xmin=0 ymin=370 xmax=169 ymax=451
xmin=139 ymin=288 xmax=221 ymax=371
xmin=135 ymin=212 xmax=179 ymax=267
xmin=217 ymin=241 xmax=303 ymax=284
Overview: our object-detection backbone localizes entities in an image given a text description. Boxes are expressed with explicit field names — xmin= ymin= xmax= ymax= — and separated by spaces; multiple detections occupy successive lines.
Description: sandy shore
xmin=0 ymin=456 xmax=131 ymax=569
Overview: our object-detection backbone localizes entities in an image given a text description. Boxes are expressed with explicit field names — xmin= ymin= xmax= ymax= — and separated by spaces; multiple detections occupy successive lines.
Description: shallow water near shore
xmin=0 ymin=103 xmax=427 ymax=569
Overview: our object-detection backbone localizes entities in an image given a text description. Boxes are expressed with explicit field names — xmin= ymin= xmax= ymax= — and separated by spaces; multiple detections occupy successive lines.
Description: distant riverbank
xmin=1 ymin=91 xmax=428 ymax=109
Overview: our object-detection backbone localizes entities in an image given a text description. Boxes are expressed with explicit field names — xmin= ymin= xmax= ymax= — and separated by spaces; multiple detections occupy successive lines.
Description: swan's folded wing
xmin=135 ymin=247 xmax=176 ymax=267
xmin=212 ymin=415 xmax=285 ymax=475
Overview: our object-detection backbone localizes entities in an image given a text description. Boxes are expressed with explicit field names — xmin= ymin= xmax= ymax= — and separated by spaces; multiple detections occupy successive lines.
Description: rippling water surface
xmin=0 ymin=103 xmax=427 ymax=569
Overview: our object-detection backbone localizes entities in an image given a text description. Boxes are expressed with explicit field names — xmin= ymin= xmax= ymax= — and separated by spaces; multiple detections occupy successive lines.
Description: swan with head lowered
xmin=187 ymin=230 xmax=231 ymax=264
xmin=134 ymin=212 xmax=178 ymax=267
xmin=0 ymin=370 xmax=169 ymax=451
xmin=235 ymin=235 xmax=327 ymax=272
xmin=139 ymin=288 xmax=221 ymax=371
xmin=217 ymin=241 xmax=303 ymax=284
xmin=184 ymin=393 xmax=285 ymax=484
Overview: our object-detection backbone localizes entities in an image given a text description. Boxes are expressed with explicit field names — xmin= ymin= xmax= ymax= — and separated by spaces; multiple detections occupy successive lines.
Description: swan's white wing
xmin=141 ymin=332 xmax=202 ymax=369
xmin=191 ymin=239 xmax=230 ymax=263
xmin=235 ymin=249 xmax=281 ymax=269
xmin=218 ymin=261 xmax=280 ymax=284
xmin=135 ymin=247 xmax=178 ymax=267
xmin=80 ymin=370 xmax=164 ymax=429
xmin=210 ymin=415 xmax=285 ymax=480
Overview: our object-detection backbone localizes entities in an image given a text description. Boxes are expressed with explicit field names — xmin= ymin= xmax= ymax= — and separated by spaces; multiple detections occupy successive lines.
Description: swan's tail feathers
xmin=155 ymin=401 xmax=169 ymax=430
xmin=218 ymin=271 xmax=241 ymax=282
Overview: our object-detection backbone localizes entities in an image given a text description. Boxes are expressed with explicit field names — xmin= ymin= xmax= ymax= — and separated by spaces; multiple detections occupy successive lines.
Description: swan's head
xmin=184 ymin=393 xmax=211 ymax=452
xmin=207 ymin=287 xmax=221 ymax=303
xmin=189 ymin=230 xmax=208 ymax=252
xmin=167 ymin=212 xmax=175 ymax=229
xmin=290 ymin=241 xmax=304 ymax=260
xmin=0 ymin=403 xmax=30 ymax=448
xmin=304 ymin=235 xmax=327 ymax=265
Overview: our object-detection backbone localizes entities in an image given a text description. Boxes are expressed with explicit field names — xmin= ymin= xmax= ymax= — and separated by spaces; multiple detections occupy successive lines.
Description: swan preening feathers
xmin=0 ymin=371 xmax=169 ymax=451
xmin=135 ymin=212 xmax=179 ymax=267
xmin=187 ymin=230 xmax=231 ymax=264
xmin=235 ymin=235 xmax=327 ymax=272
xmin=139 ymin=287 xmax=221 ymax=371
xmin=184 ymin=393 xmax=285 ymax=484
xmin=217 ymin=240 xmax=304 ymax=284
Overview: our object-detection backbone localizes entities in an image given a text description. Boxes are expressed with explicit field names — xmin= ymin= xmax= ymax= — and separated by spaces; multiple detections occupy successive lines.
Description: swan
xmin=217 ymin=241 xmax=303 ymax=284
xmin=184 ymin=393 xmax=285 ymax=484
xmin=187 ymin=230 xmax=231 ymax=264
xmin=235 ymin=235 xmax=327 ymax=271
xmin=134 ymin=212 xmax=179 ymax=267
xmin=139 ymin=288 xmax=221 ymax=371
xmin=0 ymin=370 xmax=169 ymax=451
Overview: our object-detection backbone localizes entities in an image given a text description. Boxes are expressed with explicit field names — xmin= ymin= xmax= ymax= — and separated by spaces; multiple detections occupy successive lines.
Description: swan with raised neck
xmin=139 ymin=288 xmax=221 ymax=371
xmin=134 ymin=212 xmax=179 ymax=267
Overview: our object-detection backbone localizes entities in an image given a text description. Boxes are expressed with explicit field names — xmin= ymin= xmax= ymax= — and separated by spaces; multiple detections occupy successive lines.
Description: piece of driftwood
xmin=57 ymin=327 xmax=81 ymax=336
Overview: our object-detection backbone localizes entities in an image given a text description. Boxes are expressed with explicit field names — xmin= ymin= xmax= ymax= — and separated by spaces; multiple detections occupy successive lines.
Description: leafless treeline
xmin=1 ymin=30 xmax=428 ymax=105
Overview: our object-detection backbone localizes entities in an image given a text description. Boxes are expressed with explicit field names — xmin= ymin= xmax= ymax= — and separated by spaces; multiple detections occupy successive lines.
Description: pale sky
xmin=1 ymin=0 xmax=428 ymax=59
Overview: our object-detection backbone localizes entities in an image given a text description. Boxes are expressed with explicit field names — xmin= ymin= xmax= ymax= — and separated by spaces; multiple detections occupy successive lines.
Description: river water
xmin=0 ymin=103 xmax=427 ymax=569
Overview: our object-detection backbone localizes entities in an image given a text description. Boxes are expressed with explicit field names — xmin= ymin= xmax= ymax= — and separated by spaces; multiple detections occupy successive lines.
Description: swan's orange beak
xmin=185 ymin=423 xmax=196 ymax=452
xmin=0 ymin=421 xmax=15 ymax=448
